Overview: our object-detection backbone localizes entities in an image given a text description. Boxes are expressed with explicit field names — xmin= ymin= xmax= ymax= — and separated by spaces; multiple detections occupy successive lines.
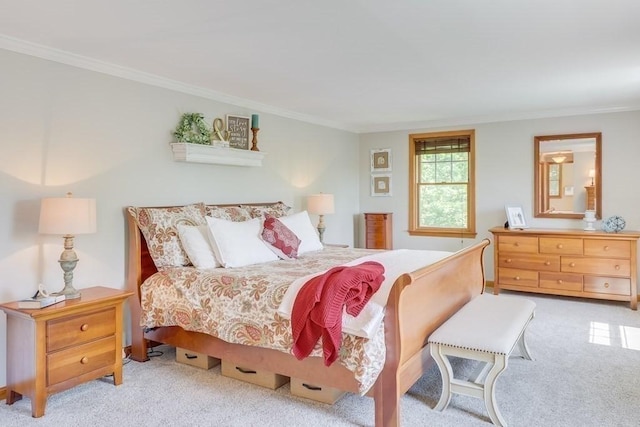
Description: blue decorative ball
xmin=603 ymin=216 xmax=626 ymax=233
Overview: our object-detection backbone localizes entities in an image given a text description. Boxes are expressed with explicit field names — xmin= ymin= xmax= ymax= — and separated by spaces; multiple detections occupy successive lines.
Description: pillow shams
xmin=177 ymin=224 xmax=220 ymax=268
xmin=206 ymin=216 xmax=278 ymax=268
xmin=277 ymin=210 xmax=324 ymax=254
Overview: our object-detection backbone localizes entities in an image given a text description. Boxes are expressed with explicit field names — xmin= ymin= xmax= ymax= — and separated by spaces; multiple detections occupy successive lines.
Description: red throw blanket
xmin=291 ymin=261 xmax=385 ymax=366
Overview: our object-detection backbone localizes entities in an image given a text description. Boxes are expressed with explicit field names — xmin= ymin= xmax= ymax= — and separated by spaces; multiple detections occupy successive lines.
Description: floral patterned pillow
xmin=245 ymin=202 xmax=292 ymax=219
xmin=261 ymin=215 xmax=301 ymax=259
xmin=205 ymin=205 xmax=253 ymax=222
xmin=128 ymin=203 xmax=207 ymax=268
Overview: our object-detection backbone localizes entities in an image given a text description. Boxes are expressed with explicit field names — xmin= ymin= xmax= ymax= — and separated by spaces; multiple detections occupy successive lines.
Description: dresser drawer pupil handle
xmin=569 ymin=262 xmax=576 ymax=267
xmin=544 ymin=261 xmax=551 ymax=266
xmin=615 ymin=265 xmax=620 ymax=270
xmin=604 ymin=282 xmax=610 ymax=288
xmin=80 ymin=357 xmax=89 ymax=364
xmin=604 ymin=246 xmax=609 ymax=251
xmin=514 ymin=242 xmax=520 ymax=247
xmin=80 ymin=324 xmax=89 ymax=331
xmin=557 ymin=244 xmax=563 ymax=249
xmin=506 ymin=258 xmax=512 ymax=263
xmin=558 ymin=280 xmax=563 ymax=284
xmin=515 ymin=276 xmax=520 ymax=280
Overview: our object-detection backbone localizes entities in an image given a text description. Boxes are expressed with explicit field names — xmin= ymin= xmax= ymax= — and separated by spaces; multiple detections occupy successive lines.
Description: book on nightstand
xmin=18 ymin=294 xmax=66 ymax=309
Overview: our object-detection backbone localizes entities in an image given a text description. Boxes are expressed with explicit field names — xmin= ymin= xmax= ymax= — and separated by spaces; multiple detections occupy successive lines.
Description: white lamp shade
xmin=39 ymin=196 xmax=97 ymax=235
xmin=588 ymin=169 xmax=596 ymax=178
xmin=307 ymin=193 xmax=335 ymax=215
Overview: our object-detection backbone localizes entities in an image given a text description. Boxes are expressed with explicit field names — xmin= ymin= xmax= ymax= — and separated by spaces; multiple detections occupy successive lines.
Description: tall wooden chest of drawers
xmin=365 ymin=213 xmax=393 ymax=249
xmin=489 ymin=227 xmax=640 ymax=309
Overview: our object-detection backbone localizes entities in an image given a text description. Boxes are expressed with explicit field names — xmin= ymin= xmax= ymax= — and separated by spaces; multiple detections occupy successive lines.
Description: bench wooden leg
xmin=430 ymin=344 xmax=454 ymax=411
xmin=517 ymin=328 xmax=534 ymax=361
xmin=484 ymin=354 xmax=508 ymax=427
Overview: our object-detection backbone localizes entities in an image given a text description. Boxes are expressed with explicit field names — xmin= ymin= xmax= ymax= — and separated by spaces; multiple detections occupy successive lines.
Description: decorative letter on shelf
xmin=170 ymin=143 xmax=266 ymax=167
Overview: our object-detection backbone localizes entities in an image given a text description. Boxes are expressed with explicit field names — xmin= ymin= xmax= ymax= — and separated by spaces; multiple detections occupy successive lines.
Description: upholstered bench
xmin=428 ymin=293 xmax=536 ymax=426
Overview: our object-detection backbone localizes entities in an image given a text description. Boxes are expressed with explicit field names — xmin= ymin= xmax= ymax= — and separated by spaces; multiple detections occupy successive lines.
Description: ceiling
xmin=1 ymin=1 xmax=639 ymax=133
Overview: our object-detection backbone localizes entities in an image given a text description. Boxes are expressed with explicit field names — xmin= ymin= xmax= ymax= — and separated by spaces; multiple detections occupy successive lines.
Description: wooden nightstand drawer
xmin=47 ymin=307 xmax=116 ymax=351
xmin=47 ymin=335 xmax=116 ymax=386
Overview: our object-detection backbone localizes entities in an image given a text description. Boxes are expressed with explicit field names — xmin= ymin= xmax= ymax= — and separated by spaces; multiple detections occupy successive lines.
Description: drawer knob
xmin=515 ymin=276 xmax=520 ymax=280
xmin=80 ymin=356 xmax=89 ymax=364
xmin=514 ymin=242 xmax=520 ymax=247
xmin=615 ymin=265 xmax=621 ymax=270
xmin=604 ymin=246 xmax=609 ymax=251
xmin=604 ymin=282 xmax=610 ymax=288
xmin=558 ymin=280 xmax=563 ymax=284
xmin=506 ymin=258 xmax=512 ymax=263
xmin=557 ymin=244 xmax=563 ymax=249
xmin=80 ymin=323 xmax=89 ymax=331
xmin=544 ymin=261 xmax=551 ymax=266
xmin=570 ymin=262 xmax=576 ymax=267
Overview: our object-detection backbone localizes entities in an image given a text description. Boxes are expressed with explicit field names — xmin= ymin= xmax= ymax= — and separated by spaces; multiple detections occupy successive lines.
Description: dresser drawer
xmin=47 ymin=308 xmax=116 ymax=352
xmin=583 ymin=276 xmax=631 ymax=296
xmin=498 ymin=254 xmax=559 ymax=272
xmin=498 ymin=268 xmax=538 ymax=288
xmin=498 ymin=236 xmax=538 ymax=254
xmin=365 ymin=214 xmax=389 ymax=222
xmin=584 ymin=239 xmax=631 ymax=258
xmin=562 ymin=258 xmax=630 ymax=277
xmin=539 ymin=272 xmax=583 ymax=292
xmin=47 ymin=335 xmax=116 ymax=386
xmin=539 ymin=237 xmax=583 ymax=255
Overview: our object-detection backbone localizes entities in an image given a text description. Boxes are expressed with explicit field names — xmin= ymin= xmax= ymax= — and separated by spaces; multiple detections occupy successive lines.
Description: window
xmin=409 ymin=130 xmax=476 ymax=238
xmin=547 ymin=163 xmax=561 ymax=198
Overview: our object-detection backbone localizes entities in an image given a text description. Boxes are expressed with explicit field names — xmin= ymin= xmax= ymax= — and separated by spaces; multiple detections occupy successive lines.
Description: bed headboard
xmin=124 ymin=202 xmax=290 ymax=302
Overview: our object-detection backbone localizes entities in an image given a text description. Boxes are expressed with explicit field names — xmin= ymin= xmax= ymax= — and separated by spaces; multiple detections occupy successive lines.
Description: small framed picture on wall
xmin=371 ymin=149 xmax=392 ymax=172
xmin=371 ymin=174 xmax=392 ymax=197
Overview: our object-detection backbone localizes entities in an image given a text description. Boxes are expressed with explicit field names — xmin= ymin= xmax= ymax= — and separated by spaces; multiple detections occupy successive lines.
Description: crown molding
xmin=0 ymin=35 xmax=356 ymax=133
xmin=356 ymin=104 xmax=640 ymax=134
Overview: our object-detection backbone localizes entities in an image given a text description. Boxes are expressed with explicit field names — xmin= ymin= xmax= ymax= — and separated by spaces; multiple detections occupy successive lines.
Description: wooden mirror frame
xmin=534 ymin=132 xmax=602 ymax=219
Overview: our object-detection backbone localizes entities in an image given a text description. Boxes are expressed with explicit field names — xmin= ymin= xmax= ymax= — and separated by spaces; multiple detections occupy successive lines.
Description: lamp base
xmin=52 ymin=284 xmax=81 ymax=299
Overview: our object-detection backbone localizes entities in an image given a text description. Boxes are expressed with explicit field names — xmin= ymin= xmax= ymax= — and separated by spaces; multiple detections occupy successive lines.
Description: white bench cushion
xmin=429 ymin=294 xmax=536 ymax=355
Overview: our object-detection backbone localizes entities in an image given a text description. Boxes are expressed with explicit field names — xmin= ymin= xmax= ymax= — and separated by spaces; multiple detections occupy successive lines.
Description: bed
xmin=125 ymin=202 xmax=489 ymax=426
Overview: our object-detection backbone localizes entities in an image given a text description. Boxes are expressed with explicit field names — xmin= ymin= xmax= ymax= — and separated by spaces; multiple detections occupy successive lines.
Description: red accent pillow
xmin=262 ymin=215 xmax=301 ymax=259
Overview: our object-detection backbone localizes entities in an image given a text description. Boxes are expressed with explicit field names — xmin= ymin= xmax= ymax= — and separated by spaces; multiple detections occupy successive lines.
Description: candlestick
xmin=251 ymin=128 xmax=260 ymax=151
xmin=251 ymin=114 xmax=259 ymax=129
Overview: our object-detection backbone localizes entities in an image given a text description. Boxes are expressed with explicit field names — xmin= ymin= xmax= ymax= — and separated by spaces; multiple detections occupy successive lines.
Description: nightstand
xmin=0 ymin=286 xmax=133 ymax=417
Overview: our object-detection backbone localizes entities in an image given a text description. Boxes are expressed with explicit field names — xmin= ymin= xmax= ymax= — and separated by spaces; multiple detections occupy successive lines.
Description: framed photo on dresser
xmin=505 ymin=204 xmax=528 ymax=229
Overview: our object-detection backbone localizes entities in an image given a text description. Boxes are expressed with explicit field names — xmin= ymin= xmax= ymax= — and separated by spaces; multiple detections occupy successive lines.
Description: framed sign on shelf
xmin=371 ymin=174 xmax=392 ymax=197
xmin=371 ymin=148 xmax=392 ymax=172
xmin=226 ymin=115 xmax=251 ymax=150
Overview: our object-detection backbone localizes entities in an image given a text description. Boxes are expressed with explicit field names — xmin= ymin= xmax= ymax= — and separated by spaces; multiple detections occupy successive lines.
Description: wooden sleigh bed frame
xmin=125 ymin=204 xmax=489 ymax=427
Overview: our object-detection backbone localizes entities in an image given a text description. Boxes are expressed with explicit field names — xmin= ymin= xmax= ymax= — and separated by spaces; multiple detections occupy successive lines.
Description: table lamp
xmin=307 ymin=193 xmax=335 ymax=243
xmin=39 ymin=193 xmax=97 ymax=299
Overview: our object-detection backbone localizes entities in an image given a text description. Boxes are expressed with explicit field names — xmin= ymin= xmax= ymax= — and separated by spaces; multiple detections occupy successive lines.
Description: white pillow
xmin=176 ymin=224 xmax=220 ymax=269
xmin=278 ymin=211 xmax=324 ymax=254
xmin=206 ymin=216 xmax=279 ymax=268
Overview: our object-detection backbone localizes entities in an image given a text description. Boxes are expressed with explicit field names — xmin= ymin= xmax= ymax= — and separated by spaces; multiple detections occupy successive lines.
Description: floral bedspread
xmin=139 ymin=247 xmax=387 ymax=393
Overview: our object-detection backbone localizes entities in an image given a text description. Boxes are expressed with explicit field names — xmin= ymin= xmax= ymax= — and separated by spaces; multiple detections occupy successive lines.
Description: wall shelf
xmin=170 ymin=143 xmax=266 ymax=167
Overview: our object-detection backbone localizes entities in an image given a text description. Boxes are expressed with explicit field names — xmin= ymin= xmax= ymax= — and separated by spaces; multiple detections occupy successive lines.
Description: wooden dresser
xmin=0 ymin=286 xmax=132 ymax=417
xmin=489 ymin=227 xmax=640 ymax=310
xmin=365 ymin=212 xmax=393 ymax=249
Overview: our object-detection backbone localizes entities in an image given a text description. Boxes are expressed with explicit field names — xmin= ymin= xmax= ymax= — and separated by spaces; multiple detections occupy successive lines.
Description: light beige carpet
xmin=2 ymin=291 xmax=639 ymax=426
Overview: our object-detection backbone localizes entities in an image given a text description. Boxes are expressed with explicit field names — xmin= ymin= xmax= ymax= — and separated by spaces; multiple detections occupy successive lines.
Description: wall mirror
xmin=534 ymin=132 xmax=601 ymax=219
